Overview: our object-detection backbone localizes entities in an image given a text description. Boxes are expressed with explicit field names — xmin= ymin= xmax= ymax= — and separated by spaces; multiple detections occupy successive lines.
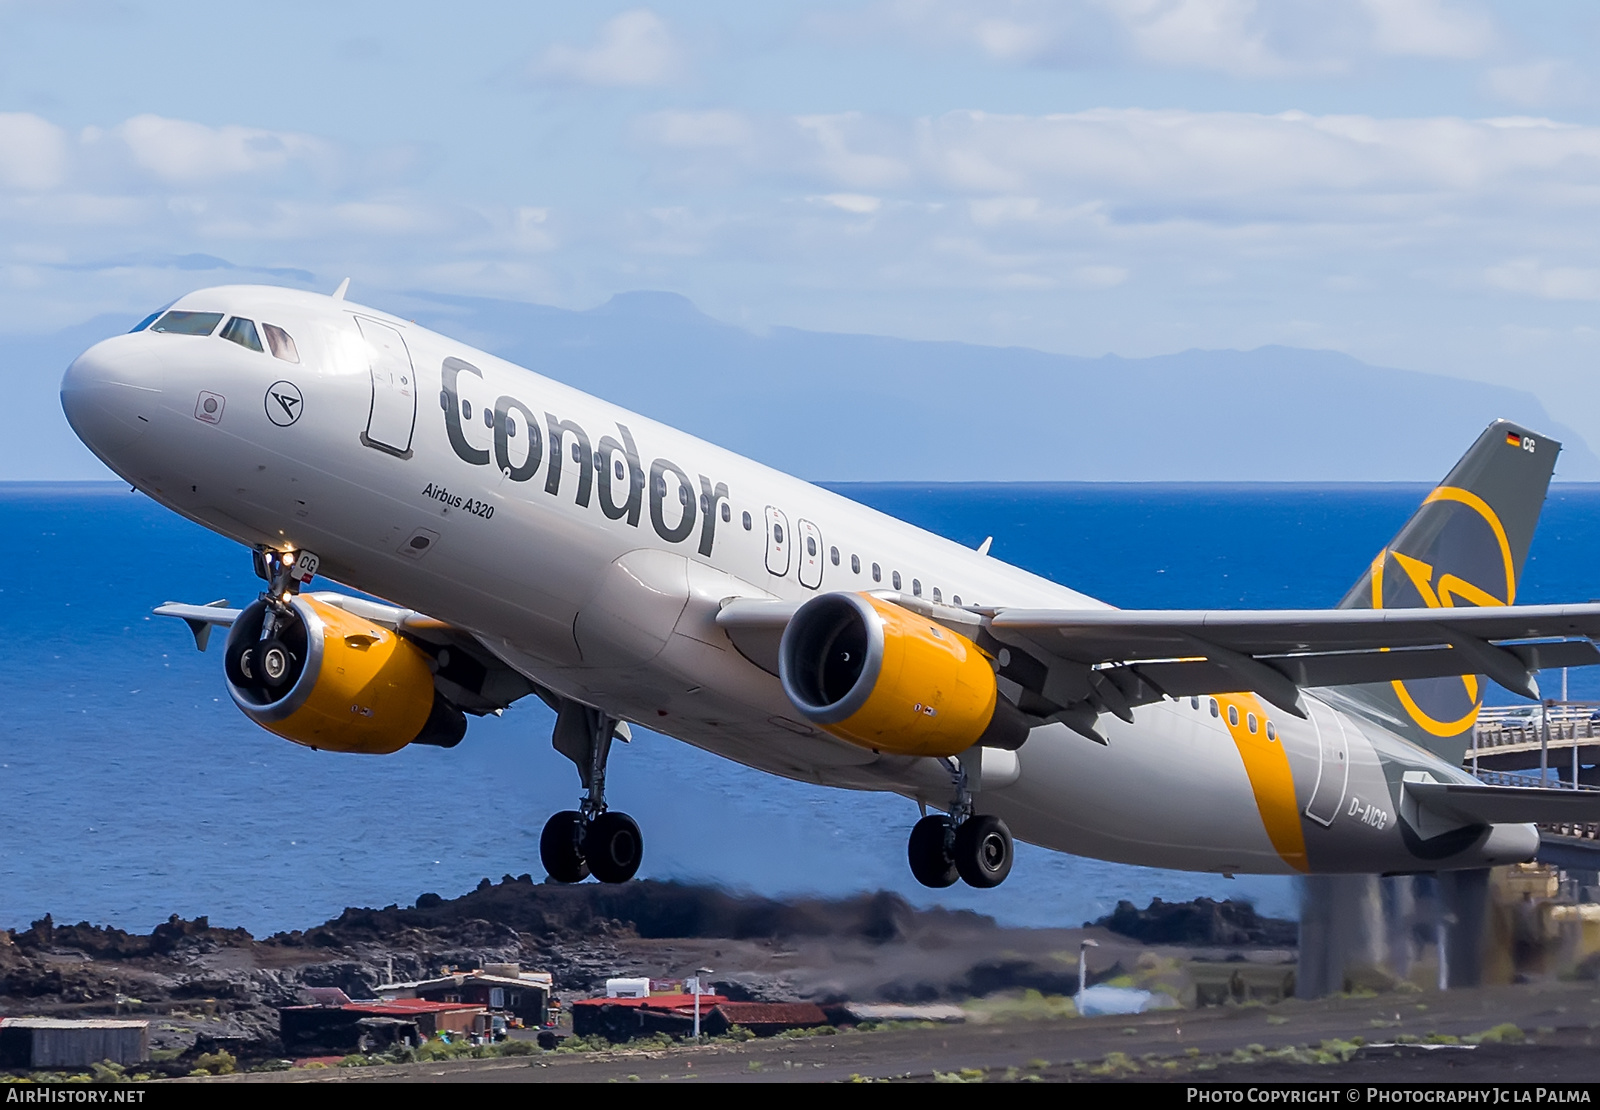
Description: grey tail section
xmin=1329 ymin=419 xmax=1560 ymax=765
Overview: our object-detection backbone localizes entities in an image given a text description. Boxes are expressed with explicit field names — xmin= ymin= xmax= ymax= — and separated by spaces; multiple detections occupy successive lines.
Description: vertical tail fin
xmin=1330 ymin=420 xmax=1559 ymax=764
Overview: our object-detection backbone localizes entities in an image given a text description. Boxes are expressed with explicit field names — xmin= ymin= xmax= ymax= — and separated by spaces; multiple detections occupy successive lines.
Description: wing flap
xmin=1130 ymin=638 xmax=1600 ymax=696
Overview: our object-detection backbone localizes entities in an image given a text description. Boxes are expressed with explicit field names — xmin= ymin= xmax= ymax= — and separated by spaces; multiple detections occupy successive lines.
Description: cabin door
xmin=1304 ymin=698 xmax=1351 ymax=826
xmin=357 ymin=317 xmax=417 ymax=458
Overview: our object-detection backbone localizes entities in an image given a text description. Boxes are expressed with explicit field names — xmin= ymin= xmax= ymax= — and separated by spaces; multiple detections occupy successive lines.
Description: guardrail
xmin=1472 ymin=705 xmax=1600 ymax=843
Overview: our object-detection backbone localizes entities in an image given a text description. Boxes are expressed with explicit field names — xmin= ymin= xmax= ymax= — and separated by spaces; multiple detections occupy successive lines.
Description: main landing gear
xmin=907 ymin=758 xmax=1014 ymax=889
xmin=540 ymin=701 xmax=643 ymax=885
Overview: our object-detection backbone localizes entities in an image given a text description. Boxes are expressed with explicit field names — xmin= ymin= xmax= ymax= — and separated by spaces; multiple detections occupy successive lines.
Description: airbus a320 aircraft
xmin=59 ymin=284 xmax=1600 ymax=890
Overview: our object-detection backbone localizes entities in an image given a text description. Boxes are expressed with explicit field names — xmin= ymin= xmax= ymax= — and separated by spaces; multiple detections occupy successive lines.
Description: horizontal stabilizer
xmin=1407 ymin=780 xmax=1600 ymax=826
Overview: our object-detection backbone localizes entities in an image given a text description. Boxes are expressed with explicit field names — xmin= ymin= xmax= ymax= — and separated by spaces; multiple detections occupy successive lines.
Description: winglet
xmin=332 ymin=277 xmax=350 ymax=302
xmin=977 ymin=536 xmax=993 ymax=556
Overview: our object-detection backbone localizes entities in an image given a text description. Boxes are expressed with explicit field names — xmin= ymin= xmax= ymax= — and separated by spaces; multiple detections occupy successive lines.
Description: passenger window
xmin=806 ymin=536 xmax=817 ymax=557
xmin=572 ymin=442 xmax=582 ymax=463
xmin=830 ymin=546 xmax=840 ymax=566
xmin=506 ymin=418 xmax=517 ymax=438
xmin=462 ymin=400 xmax=473 ymax=421
xmin=932 ymin=588 xmax=941 ymax=602
xmin=721 ymin=503 xmax=730 ymax=523
xmin=1247 ymin=713 xmax=1258 ymax=734
xmin=872 ymin=563 xmax=881 ymax=583
xmin=1227 ymin=705 xmax=1239 ymax=727
xmin=742 ymin=511 xmax=752 ymax=531
xmin=851 ymin=555 xmax=860 ymax=574
xmin=1266 ymin=722 xmax=1277 ymax=742
xmin=774 ymin=523 xmax=784 ymax=544
xmin=1190 ymin=697 xmax=1200 ymax=709
xmin=151 ymin=310 xmax=224 ymax=336
xmin=1209 ymin=698 xmax=1219 ymax=718
xmin=911 ymin=578 xmax=921 ymax=597
xmin=262 ymin=323 xmax=300 ymax=363
xmin=953 ymin=595 xmax=961 ymax=606
xmin=484 ymin=408 xmax=493 ymax=427
xmin=616 ymin=460 xmax=626 ymax=481
xmin=892 ymin=571 xmax=902 ymax=590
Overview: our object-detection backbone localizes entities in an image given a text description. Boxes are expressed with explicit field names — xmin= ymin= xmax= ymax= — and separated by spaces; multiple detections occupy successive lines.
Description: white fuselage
xmin=60 ymin=285 xmax=1538 ymax=878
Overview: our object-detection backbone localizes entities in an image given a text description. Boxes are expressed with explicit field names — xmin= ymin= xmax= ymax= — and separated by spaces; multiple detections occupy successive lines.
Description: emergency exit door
xmin=357 ymin=317 xmax=417 ymax=458
xmin=764 ymin=506 xmax=790 ymax=577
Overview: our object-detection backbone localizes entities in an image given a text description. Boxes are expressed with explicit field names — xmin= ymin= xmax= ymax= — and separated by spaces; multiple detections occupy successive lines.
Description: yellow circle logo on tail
xmin=1369 ymin=486 xmax=1514 ymax=737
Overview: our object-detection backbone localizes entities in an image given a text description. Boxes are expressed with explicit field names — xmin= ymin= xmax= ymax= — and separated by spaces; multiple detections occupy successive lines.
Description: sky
xmin=7 ymin=1 xmax=1600 ymax=459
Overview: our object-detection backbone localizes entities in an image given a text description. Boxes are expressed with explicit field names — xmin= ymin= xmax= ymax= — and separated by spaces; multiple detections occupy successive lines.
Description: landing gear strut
xmin=539 ymin=701 xmax=643 ymax=884
xmin=907 ymin=757 xmax=1014 ymax=889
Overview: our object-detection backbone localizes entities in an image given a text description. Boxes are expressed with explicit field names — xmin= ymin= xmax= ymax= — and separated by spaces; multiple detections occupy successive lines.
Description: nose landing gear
xmin=539 ymin=701 xmax=643 ymax=884
xmin=907 ymin=758 xmax=1014 ymax=889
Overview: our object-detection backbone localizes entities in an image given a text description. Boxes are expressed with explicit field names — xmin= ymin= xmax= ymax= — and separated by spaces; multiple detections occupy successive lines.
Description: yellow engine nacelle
xmin=223 ymin=595 xmax=462 ymax=754
xmin=778 ymin=592 xmax=1028 ymax=758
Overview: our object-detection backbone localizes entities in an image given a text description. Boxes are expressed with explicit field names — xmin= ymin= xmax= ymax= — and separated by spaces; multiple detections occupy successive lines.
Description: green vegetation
xmin=188 ymin=1049 xmax=236 ymax=1076
xmin=1466 ymin=1024 xmax=1524 ymax=1045
xmin=962 ymin=988 xmax=1076 ymax=1022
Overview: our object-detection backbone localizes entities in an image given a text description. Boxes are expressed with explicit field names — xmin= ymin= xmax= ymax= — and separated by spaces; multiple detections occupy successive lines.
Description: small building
xmin=571 ymin=993 xmax=727 ymax=1042
xmin=279 ymin=999 xmax=487 ymax=1056
xmin=0 ymin=1018 xmax=150 ymax=1069
xmin=569 ymin=994 xmax=835 ymax=1042
xmin=703 ymin=1002 xmax=830 ymax=1038
xmin=377 ymin=965 xmax=552 ymax=1027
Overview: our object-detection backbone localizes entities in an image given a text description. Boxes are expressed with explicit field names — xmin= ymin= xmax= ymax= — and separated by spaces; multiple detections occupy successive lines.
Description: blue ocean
xmin=4 ymin=482 xmax=1599 ymax=936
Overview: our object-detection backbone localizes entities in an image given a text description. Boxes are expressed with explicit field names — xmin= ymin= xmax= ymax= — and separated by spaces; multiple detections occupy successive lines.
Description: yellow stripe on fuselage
xmin=1216 ymin=693 xmax=1309 ymax=873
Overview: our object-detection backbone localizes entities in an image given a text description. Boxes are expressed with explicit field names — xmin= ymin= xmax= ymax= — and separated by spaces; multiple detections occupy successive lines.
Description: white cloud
xmin=1359 ymin=0 xmax=1492 ymax=59
xmin=96 ymin=115 xmax=334 ymax=187
xmin=0 ymin=113 xmax=67 ymax=190
xmin=529 ymin=9 xmax=684 ymax=87
xmin=815 ymin=193 xmax=882 ymax=214
xmin=1485 ymin=258 xmax=1600 ymax=302
xmin=1108 ymin=0 xmax=1298 ymax=78
xmin=833 ymin=0 xmax=1497 ymax=77
xmin=642 ymin=110 xmax=753 ymax=148
xmin=1485 ymin=60 xmax=1585 ymax=109
xmin=644 ymin=107 xmax=1600 ymax=218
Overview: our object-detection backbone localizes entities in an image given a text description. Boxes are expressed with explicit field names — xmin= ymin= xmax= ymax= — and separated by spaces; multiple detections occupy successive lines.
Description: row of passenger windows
xmin=1189 ymin=696 xmax=1278 ymax=741
xmin=137 ymin=309 xmax=300 ymax=364
xmin=741 ymin=512 xmax=965 ymax=604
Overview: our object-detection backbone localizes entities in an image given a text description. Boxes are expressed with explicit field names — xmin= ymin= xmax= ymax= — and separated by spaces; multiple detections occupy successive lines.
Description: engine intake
xmin=779 ymin=592 xmax=1028 ymax=757
xmin=224 ymin=595 xmax=465 ymax=754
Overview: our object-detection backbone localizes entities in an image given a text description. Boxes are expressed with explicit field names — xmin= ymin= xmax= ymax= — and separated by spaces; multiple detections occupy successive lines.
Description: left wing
xmin=156 ymin=592 xmax=538 ymax=716
xmin=718 ymin=594 xmax=1600 ymax=741
xmin=986 ymin=602 xmax=1600 ymax=721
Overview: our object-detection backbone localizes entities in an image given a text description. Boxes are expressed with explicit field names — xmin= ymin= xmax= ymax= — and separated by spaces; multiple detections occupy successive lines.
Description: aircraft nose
xmin=60 ymin=334 xmax=165 ymax=455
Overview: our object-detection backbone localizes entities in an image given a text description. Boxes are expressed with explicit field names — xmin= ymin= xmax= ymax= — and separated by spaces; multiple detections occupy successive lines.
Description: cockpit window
xmin=263 ymin=323 xmax=300 ymax=364
xmin=151 ymin=311 xmax=224 ymax=336
xmin=220 ymin=317 xmax=264 ymax=353
xmin=129 ymin=300 xmax=177 ymax=333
